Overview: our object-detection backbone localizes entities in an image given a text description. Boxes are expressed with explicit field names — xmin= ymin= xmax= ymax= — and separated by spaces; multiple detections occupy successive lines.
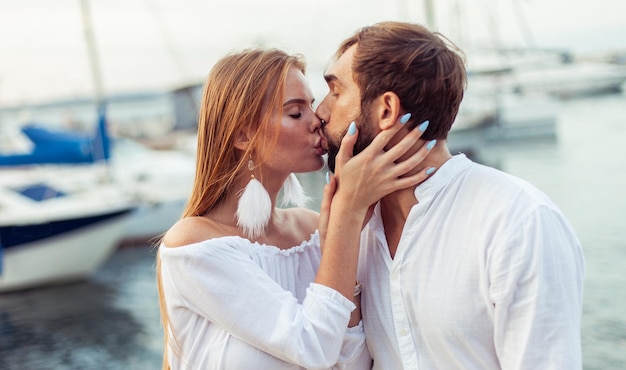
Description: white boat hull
xmin=0 ymin=209 xmax=132 ymax=292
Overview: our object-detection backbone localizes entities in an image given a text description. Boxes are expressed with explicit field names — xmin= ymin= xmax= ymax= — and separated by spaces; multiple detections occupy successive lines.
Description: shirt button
xmin=399 ymin=328 xmax=408 ymax=336
xmin=390 ymin=272 xmax=399 ymax=281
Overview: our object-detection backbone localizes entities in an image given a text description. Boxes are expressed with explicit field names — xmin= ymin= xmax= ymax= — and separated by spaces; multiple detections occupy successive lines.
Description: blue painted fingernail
xmin=427 ymin=139 xmax=437 ymax=150
xmin=419 ymin=120 xmax=429 ymax=132
xmin=325 ymin=171 xmax=330 ymax=184
xmin=348 ymin=121 xmax=356 ymax=135
xmin=426 ymin=167 xmax=436 ymax=175
xmin=400 ymin=113 xmax=411 ymax=124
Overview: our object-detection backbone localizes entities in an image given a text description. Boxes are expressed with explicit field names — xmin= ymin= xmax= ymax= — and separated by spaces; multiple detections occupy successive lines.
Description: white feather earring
xmin=281 ymin=173 xmax=309 ymax=208
xmin=236 ymin=158 xmax=272 ymax=239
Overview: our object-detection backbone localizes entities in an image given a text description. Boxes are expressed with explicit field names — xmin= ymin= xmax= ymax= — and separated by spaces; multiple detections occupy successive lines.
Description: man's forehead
xmin=324 ymin=45 xmax=357 ymax=84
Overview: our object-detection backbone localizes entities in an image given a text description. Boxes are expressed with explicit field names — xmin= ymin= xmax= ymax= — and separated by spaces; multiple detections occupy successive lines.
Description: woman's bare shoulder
xmin=162 ymin=216 xmax=222 ymax=248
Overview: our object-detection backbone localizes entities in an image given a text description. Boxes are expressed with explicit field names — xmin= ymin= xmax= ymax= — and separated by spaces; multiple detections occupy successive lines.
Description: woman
xmin=156 ymin=48 xmax=431 ymax=369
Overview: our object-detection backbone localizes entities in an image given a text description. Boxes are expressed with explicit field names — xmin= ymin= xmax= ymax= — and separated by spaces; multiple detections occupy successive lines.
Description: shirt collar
xmin=414 ymin=153 xmax=472 ymax=201
xmin=368 ymin=153 xmax=473 ymax=233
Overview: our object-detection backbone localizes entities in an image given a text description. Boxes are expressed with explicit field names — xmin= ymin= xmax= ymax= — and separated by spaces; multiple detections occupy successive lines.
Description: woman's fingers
xmin=355 ymin=117 xmax=435 ymax=197
xmin=387 ymin=165 xmax=436 ymax=193
xmin=383 ymin=134 xmax=435 ymax=182
xmin=329 ymin=113 xmax=435 ymax=208
xmin=383 ymin=120 xmax=430 ymax=162
xmin=364 ymin=114 xmax=417 ymax=153
xmin=334 ymin=121 xmax=358 ymax=169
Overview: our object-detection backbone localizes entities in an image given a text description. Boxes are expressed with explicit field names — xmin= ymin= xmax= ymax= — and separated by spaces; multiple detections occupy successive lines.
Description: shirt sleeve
xmin=332 ymin=321 xmax=372 ymax=370
xmin=161 ymin=239 xmax=359 ymax=369
xmin=489 ymin=205 xmax=585 ymax=369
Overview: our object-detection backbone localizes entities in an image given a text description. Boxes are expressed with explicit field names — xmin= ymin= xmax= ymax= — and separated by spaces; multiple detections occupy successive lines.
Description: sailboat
xmin=0 ymin=105 xmax=110 ymax=166
xmin=0 ymin=0 xmax=135 ymax=292
xmin=0 ymin=165 xmax=134 ymax=292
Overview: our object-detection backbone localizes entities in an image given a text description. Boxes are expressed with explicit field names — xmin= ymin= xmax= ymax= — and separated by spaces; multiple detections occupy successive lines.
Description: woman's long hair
xmin=156 ymin=48 xmax=306 ymax=369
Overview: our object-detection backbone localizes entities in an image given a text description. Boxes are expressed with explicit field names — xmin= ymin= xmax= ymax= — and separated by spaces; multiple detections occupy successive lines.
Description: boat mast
xmin=424 ymin=0 xmax=436 ymax=30
xmin=79 ymin=0 xmax=111 ymax=169
xmin=79 ymin=0 xmax=105 ymax=108
xmin=395 ymin=0 xmax=435 ymax=29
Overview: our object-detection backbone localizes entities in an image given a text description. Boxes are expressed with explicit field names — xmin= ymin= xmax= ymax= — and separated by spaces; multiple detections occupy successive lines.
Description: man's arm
xmin=490 ymin=205 xmax=585 ymax=369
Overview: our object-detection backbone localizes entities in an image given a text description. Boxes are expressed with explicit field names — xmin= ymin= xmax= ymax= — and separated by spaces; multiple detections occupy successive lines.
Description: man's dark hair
xmin=336 ymin=21 xmax=467 ymax=140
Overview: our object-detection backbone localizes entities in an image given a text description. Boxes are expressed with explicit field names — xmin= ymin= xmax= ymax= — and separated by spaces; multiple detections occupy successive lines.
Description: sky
xmin=0 ymin=0 xmax=625 ymax=105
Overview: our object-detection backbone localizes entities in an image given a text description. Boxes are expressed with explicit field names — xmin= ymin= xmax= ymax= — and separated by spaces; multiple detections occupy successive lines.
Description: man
xmin=316 ymin=21 xmax=585 ymax=369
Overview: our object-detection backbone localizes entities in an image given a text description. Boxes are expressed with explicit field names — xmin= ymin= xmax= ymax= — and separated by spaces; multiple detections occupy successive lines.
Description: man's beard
xmin=325 ymin=106 xmax=376 ymax=173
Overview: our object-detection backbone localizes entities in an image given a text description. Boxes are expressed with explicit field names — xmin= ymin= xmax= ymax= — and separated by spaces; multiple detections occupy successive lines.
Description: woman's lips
xmin=315 ymin=138 xmax=328 ymax=156
xmin=320 ymin=137 xmax=329 ymax=151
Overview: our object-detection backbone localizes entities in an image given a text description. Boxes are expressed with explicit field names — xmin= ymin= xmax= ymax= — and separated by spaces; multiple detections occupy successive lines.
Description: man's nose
xmin=310 ymin=114 xmax=322 ymax=131
xmin=315 ymin=97 xmax=330 ymax=125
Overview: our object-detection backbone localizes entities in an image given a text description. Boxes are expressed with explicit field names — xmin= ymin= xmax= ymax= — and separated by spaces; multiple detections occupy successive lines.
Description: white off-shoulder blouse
xmin=159 ymin=231 xmax=371 ymax=370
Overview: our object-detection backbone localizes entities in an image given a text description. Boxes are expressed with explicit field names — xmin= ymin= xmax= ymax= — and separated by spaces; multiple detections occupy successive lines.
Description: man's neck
xmin=379 ymin=142 xmax=452 ymax=257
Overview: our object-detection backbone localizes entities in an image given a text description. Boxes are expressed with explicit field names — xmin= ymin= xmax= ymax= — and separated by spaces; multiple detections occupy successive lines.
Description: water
xmin=1 ymin=93 xmax=625 ymax=369
xmin=0 ymin=246 xmax=163 ymax=369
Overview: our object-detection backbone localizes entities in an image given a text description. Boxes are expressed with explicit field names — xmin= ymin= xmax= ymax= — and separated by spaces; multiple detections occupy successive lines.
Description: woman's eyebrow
xmin=283 ymin=98 xmax=313 ymax=106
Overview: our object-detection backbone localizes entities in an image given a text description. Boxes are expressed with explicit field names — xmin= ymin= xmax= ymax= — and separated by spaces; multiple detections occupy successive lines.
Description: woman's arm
xmin=161 ymin=240 xmax=356 ymax=369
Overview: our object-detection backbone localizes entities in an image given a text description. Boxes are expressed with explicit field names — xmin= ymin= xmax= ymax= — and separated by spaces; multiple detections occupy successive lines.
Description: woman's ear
xmin=233 ymin=128 xmax=252 ymax=151
xmin=372 ymin=92 xmax=402 ymax=130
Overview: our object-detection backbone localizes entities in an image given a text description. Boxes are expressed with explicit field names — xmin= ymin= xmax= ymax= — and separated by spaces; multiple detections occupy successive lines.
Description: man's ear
xmin=372 ymin=91 xmax=402 ymax=130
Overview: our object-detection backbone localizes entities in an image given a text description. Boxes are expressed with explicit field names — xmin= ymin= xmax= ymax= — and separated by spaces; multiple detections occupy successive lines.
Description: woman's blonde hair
xmin=156 ymin=48 xmax=306 ymax=369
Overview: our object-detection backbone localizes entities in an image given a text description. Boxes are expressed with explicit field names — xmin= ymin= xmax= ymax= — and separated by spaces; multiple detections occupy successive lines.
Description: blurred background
xmin=0 ymin=0 xmax=625 ymax=369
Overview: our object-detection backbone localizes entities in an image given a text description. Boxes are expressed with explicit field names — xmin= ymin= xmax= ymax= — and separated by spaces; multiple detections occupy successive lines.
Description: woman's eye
xmin=289 ymin=113 xmax=302 ymax=119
